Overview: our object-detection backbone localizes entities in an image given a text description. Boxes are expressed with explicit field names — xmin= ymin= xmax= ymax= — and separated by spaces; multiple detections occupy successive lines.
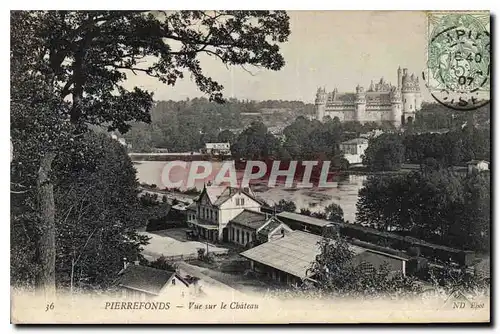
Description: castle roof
xmin=329 ymin=92 xmax=355 ymax=102
xmin=366 ymin=91 xmax=391 ymax=96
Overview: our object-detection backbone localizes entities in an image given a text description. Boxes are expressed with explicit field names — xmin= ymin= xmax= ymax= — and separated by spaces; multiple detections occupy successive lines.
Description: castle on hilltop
xmin=315 ymin=67 xmax=422 ymax=127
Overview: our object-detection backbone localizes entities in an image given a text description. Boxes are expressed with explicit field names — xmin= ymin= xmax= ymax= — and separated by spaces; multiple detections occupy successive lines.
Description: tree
xmin=362 ymin=134 xmax=405 ymax=171
xmin=420 ymin=157 xmax=442 ymax=175
xmin=307 ymin=229 xmax=421 ymax=297
xmin=402 ymin=126 xmax=490 ymax=167
xmin=300 ymin=208 xmax=327 ymax=219
xmin=11 ymin=12 xmax=73 ymax=295
xmin=11 ymin=10 xmax=290 ymax=294
xmin=307 ymin=232 xmax=355 ymax=292
xmin=231 ymin=121 xmax=281 ymax=159
xmin=53 ymin=133 xmax=151 ymax=291
xmin=324 ymin=203 xmax=344 ymax=223
xmin=339 ymin=157 xmax=350 ymax=170
xmin=124 ymin=98 xmax=313 ymax=153
xmin=273 ymin=199 xmax=296 ymax=213
xmin=217 ymin=129 xmax=236 ymax=144
xmin=428 ymin=264 xmax=489 ymax=295
xmin=356 ymin=174 xmax=414 ymax=231
xmin=12 ymin=133 xmax=152 ymax=291
xmin=451 ymin=172 xmax=490 ymax=253
xmin=282 ymin=116 xmax=342 ymax=160
xmin=356 ymin=169 xmax=489 ymax=252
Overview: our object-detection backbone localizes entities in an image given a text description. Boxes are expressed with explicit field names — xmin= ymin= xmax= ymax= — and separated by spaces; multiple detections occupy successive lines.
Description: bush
xmin=149 ymin=256 xmax=178 ymax=271
xmin=197 ymin=248 xmax=215 ymax=264
xmin=197 ymin=248 xmax=205 ymax=260
xmin=205 ymin=252 xmax=216 ymax=264
xmin=408 ymin=246 xmax=421 ymax=257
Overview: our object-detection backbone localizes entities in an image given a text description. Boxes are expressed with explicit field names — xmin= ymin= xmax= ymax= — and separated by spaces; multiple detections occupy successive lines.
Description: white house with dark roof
xmin=115 ymin=263 xmax=195 ymax=300
xmin=202 ymin=142 xmax=231 ymax=156
xmin=187 ymin=184 xmax=264 ymax=243
xmin=227 ymin=210 xmax=292 ymax=247
xmin=240 ymin=230 xmax=409 ymax=286
xmin=339 ymin=137 xmax=369 ymax=164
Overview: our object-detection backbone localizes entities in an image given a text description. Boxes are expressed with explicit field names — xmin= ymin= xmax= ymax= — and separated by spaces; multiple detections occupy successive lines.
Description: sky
xmin=123 ymin=11 xmax=432 ymax=103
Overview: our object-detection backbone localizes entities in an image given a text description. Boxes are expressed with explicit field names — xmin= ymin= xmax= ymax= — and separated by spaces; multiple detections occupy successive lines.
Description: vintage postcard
xmin=10 ymin=10 xmax=491 ymax=324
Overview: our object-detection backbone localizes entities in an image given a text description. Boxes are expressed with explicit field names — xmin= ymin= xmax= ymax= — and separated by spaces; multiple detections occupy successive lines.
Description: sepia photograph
xmin=9 ymin=9 xmax=491 ymax=324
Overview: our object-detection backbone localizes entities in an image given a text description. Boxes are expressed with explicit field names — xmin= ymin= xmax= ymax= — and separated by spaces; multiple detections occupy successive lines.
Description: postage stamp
xmin=424 ymin=11 xmax=491 ymax=110
xmin=10 ymin=10 xmax=491 ymax=325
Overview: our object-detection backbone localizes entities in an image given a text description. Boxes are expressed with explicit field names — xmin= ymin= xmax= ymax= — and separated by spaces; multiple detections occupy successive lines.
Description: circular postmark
xmin=425 ymin=13 xmax=490 ymax=111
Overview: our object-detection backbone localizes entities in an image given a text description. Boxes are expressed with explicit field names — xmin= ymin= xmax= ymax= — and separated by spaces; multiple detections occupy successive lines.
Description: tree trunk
xmin=70 ymin=258 xmax=75 ymax=294
xmin=35 ymin=152 xmax=57 ymax=298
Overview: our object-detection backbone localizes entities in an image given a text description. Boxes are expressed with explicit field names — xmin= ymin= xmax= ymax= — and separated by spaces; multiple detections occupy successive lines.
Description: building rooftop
xmin=467 ymin=160 xmax=490 ymax=165
xmin=204 ymin=185 xmax=228 ymax=204
xmin=190 ymin=218 xmax=219 ymax=230
xmin=200 ymin=185 xmax=261 ymax=207
xmin=341 ymin=138 xmax=369 ymax=145
xmin=205 ymin=142 xmax=230 ymax=149
xmin=258 ymin=218 xmax=283 ymax=237
xmin=241 ymin=231 xmax=368 ymax=279
xmin=116 ymin=265 xmax=178 ymax=295
xmin=186 ymin=202 xmax=198 ymax=211
xmin=332 ymin=92 xmax=356 ymax=102
xmin=277 ymin=211 xmax=466 ymax=256
xmin=230 ymin=210 xmax=269 ymax=230
xmin=277 ymin=211 xmax=332 ymax=228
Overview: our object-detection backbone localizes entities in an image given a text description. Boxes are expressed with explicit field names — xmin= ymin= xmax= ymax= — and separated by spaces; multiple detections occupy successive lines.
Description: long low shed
xmin=259 ymin=209 xmax=475 ymax=267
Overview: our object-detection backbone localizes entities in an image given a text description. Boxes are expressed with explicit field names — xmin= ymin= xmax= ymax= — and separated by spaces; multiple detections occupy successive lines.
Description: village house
xmin=202 ymin=142 xmax=231 ymax=156
xmin=240 ymin=230 xmax=409 ymax=286
xmin=339 ymin=137 xmax=369 ymax=165
xmin=115 ymin=262 xmax=197 ymax=300
xmin=466 ymin=160 xmax=490 ymax=174
xmin=186 ymin=201 xmax=197 ymax=223
xmin=187 ymin=184 xmax=264 ymax=243
xmin=227 ymin=210 xmax=292 ymax=247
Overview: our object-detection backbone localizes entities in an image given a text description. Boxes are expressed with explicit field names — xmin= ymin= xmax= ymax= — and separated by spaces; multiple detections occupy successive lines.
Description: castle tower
xmin=315 ymin=87 xmax=327 ymax=121
xmin=401 ymin=68 xmax=421 ymax=125
xmin=397 ymin=66 xmax=402 ymax=90
xmin=332 ymin=87 xmax=338 ymax=100
xmin=354 ymin=84 xmax=366 ymax=123
xmin=414 ymin=76 xmax=422 ymax=110
xmin=390 ymin=86 xmax=403 ymax=128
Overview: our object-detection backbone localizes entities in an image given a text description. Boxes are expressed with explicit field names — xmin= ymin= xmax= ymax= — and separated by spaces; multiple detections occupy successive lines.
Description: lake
xmin=133 ymin=160 xmax=367 ymax=223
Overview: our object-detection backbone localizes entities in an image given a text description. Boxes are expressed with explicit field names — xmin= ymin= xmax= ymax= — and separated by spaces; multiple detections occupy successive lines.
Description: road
xmin=139 ymin=230 xmax=238 ymax=296
xmin=139 ymin=230 xmax=228 ymax=260
xmin=175 ymin=262 xmax=243 ymax=295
